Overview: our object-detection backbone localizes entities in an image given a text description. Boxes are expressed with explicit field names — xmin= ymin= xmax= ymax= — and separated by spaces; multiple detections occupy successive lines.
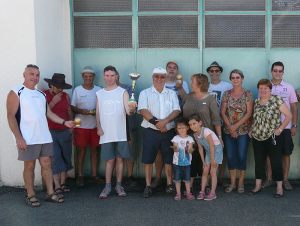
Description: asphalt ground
xmin=1 ymin=179 xmax=300 ymax=226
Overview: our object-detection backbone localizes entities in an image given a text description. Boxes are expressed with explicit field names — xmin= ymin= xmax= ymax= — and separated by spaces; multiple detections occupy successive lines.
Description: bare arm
xmin=274 ymin=103 xmax=292 ymax=136
xmin=6 ymin=91 xmax=27 ymax=151
xmin=47 ymin=105 xmax=74 ymax=128
xmin=95 ymin=97 xmax=104 ymax=136
xmin=290 ymin=102 xmax=298 ymax=136
xmin=71 ymin=105 xmax=90 ymax=115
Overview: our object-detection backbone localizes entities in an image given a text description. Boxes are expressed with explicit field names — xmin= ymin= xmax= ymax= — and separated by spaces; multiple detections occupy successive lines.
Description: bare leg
xmin=77 ymin=147 xmax=86 ymax=177
xmin=252 ymin=179 xmax=262 ymax=192
xmin=126 ymin=159 xmax=134 ymax=178
xmin=265 ymin=157 xmax=272 ymax=181
xmin=23 ymin=160 xmax=36 ymax=197
xmin=201 ymin=165 xmax=210 ymax=193
xmin=115 ymin=156 xmax=124 ymax=183
xmin=90 ymin=147 xmax=99 ymax=177
xmin=105 ymin=159 xmax=116 ymax=184
xmin=276 ymin=181 xmax=283 ymax=195
xmin=238 ymin=170 xmax=245 ymax=187
xmin=229 ymin=169 xmax=237 ymax=187
xmin=153 ymin=151 xmax=163 ymax=184
xmin=164 ymin=164 xmax=173 ymax=185
xmin=144 ymin=164 xmax=153 ymax=187
xmin=175 ymin=182 xmax=181 ymax=195
xmin=53 ymin=173 xmax=61 ymax=190
xmin=210 ymin=165 xmax=218 ymax=194
xmin=39 ymin=156 xmax=54 ymax=195
xmin=282 ymin=155 xmax=290 ymax=181
xmin=61 ymin=171 xmax=67 ymax=185
xmin=184 ymin=182 xmax=191 ymax=194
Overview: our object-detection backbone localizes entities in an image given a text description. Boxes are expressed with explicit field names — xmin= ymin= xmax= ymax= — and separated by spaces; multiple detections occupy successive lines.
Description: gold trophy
xmin=128 ymin=72 xmax=141 ymax=102
xmin=74 ymin=117 xmax=81 ymax=127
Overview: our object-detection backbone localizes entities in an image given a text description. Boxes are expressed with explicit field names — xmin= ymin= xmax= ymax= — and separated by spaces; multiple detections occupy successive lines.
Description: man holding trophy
xmin=96 ymin=65 xmax=137 ymax=199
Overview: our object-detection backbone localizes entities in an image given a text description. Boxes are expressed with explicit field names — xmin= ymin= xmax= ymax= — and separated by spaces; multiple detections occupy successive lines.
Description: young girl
xmin=188 ymin=115 xmax=223 ymax=201
xmin=171 ymin=118 xmax=195 ymax=201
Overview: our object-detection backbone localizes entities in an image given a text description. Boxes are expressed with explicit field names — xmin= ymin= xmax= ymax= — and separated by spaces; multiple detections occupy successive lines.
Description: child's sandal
xmin=225 ymin=185 xmax=236 ymax=193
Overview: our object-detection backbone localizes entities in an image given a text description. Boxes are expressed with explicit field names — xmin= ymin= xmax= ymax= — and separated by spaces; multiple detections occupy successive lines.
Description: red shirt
xmin=44 ymin=89 xmax=70 ymax=130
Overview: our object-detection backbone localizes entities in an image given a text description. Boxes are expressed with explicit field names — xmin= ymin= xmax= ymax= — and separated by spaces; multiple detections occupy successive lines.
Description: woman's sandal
xmin=248 ymin=189 xmax=262 ymax=195
xmin=26 ymin=195 xmax=41 ymax=208
xmin=45 ymin=193 xmax=64 ymax=203
xmin=225 ymin=185 xmax=236 ymax=193
xmin=237 ymin=185 xmax=245 ymax=194
xmin=61 ymin=184 xmax=70 ymax=192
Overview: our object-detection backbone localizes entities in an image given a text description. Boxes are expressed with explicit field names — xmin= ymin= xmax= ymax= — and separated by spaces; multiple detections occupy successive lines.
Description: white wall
xmin=0 ymin=0 xmax=72 ymax=186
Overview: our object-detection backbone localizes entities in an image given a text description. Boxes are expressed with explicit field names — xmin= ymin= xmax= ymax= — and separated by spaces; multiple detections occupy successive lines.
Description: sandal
xmin=26 ymin=195 xmax=41 ymax=208
xmin=45 ymin=193 xmax=64 ymax=203
xmin=61 ymin=184 xmax=70 ymax=192
xmin=54 ymin=188 xmax=64 ymax=198
xmin=225 ymin=185 xmax=236 ymax=193
xmin=237 ymin=185 xmax=245 ymax=194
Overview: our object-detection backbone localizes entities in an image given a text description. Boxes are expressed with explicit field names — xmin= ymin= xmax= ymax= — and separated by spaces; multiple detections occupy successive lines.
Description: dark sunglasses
xmin=209 ymin=69 xmax=220 ymax=73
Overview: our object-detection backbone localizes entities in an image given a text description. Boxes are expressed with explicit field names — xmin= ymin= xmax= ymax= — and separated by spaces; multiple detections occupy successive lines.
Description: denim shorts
xmin=173 ymin=164 xmax=191 ymax=182
xmin=101 ymin=141 xmax=131 ymax=161
xmin=205 ymin=144 xmax=223 ymax=164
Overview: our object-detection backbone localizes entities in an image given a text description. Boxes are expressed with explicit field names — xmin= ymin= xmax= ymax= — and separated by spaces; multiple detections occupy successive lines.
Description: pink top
xmin=203 ymin=127 xmax=221 ymax=145
xmin=271 ymin=80 xmax=298 ymax=129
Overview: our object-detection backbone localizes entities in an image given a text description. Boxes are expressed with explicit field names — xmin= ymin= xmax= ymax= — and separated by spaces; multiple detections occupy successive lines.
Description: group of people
xmin=6 ymin=60 xmax=298 ymax=207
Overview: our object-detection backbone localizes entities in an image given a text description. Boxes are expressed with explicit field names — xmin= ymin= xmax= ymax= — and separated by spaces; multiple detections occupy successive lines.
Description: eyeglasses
xmin=153 ymin=75 xmax=166 ymax=79
xmin=231 ymin=76 xmax=241 ymax=80
xmin=209 ymin=69 xmax=220 ymax=73
xmin=272 ymin=69 xmax=283 ymax=73
xmin=26 ymin=64 xmax=39 ymax=69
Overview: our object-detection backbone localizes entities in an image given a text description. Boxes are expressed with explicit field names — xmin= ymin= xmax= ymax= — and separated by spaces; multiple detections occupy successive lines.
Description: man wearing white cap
xmin=138 ymin=67 xmax=181 ymax=198
xmin=71 ymin=66 xmax=101 ymax=186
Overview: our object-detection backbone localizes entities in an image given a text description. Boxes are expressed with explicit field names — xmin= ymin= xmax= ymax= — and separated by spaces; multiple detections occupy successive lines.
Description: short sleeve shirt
xmin=171 ymin=135 xmax=194 ymax=166
xmin=252 ymin=95 xmax=283 ymax=141
xmin=222 ymin=89 xmax=252 ymax=135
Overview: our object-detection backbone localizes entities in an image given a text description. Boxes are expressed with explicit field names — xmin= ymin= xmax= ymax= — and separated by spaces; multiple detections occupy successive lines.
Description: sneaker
xmin=262 ymin=179 xmax=273 ymax=188
xmin=143 ymin=186 xmax=152 ymax=198
xmin=99 ymin=187 xmax=111 ymax=199
xmin=186 ymin=193 xmax=195 ymax=200
xmin=115 ymin=185 xmax=127 ymax=197
xmin=165 ymin=184 xmax=175 ymax=194
xmin=283 ymin=180 xmax=293 ymax=191
xmin=174 ymin=194 xmax=181 ymax=201
xmin=197 ymin=191 xmax=205 ymax=200
xmin=204 ymin=193 xmax=217 ymax=201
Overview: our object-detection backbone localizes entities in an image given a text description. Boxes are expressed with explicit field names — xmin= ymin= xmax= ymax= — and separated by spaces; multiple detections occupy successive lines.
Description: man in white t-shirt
xmin=7 ymin=64 xmax=74 ymax=207
xmin=207 ymin=61 xmax=232 ymax=107
xmin=96 ymin=65 xmax=137 ymax=198
xmin=71 ymin=66 xmax=101 ymax=187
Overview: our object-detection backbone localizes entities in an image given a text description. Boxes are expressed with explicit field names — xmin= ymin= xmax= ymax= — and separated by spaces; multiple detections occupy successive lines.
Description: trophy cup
xmin=128 ymin=72 xmax=141 ymax=102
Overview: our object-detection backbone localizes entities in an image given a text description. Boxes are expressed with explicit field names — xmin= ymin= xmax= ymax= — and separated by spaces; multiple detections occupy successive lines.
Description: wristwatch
xmin=292 ymin=124 xmax=297 ymax=128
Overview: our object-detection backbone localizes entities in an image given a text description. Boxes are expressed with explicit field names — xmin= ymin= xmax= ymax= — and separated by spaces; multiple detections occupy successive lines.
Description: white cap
xmin=81 ymin=66 xmax=95 ymax=75
xmin=152 ymin=67 xmax=167 ymax=75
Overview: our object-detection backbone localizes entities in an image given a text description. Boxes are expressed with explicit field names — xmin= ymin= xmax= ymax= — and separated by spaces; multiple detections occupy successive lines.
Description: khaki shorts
xmin=18 ymin=143 xmax=53 ymax=161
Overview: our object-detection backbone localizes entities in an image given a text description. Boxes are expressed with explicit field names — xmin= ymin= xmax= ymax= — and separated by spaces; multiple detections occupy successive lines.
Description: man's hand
xmin=128 ymin=101 xmax=137 ymax=113
xmin=16 ymin=137 xmax=27 ymax=151
xmin=291 ymin=127 xmax=297 ymax=136
xmin=51 ymin=92 xmax=63 ymax=106
xmin=64 ymin=120 xmax=75 ymax=128
xmin=155 ymin=119 xmax=168 ymax=131
xmin=97 ymin=127 xmax=104 ymax=136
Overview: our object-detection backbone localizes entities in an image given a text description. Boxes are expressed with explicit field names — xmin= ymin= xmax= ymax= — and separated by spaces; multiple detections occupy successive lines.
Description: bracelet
xmin=62 ymin=120 xmax=66 ymax=125
xmin=149 ymin=117 xmax=158 ymax=125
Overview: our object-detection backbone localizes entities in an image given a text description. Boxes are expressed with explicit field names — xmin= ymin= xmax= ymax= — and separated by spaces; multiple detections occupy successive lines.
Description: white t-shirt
xmin=138 ymin=86 xmax=181 ymax=130
xmin=209 ymin=81 xmax=232 ymax=107
xmin=71 ymin=85 xmax=101 ymax=129
xmin=171 ymin=135 xmax=195 ymax=166
xmin=196 ymin=127 xmax=221 ymax=146
xmin=96 ymin=86 xmax=127 ymax=144
xmin=13 ymin=85 xmax=53 ymax=145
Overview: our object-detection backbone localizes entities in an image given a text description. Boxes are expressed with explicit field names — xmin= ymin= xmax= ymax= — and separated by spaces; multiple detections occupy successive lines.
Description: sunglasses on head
xmin=26 ymin=64 xmax=39 ymax=69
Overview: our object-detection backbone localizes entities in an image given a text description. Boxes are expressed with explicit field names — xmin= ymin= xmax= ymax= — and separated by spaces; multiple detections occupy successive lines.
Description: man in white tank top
xmin=6 ymin=64 xmax=74 ymax=207
xmin=96 ymin=66 xmax=137 ymax=199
